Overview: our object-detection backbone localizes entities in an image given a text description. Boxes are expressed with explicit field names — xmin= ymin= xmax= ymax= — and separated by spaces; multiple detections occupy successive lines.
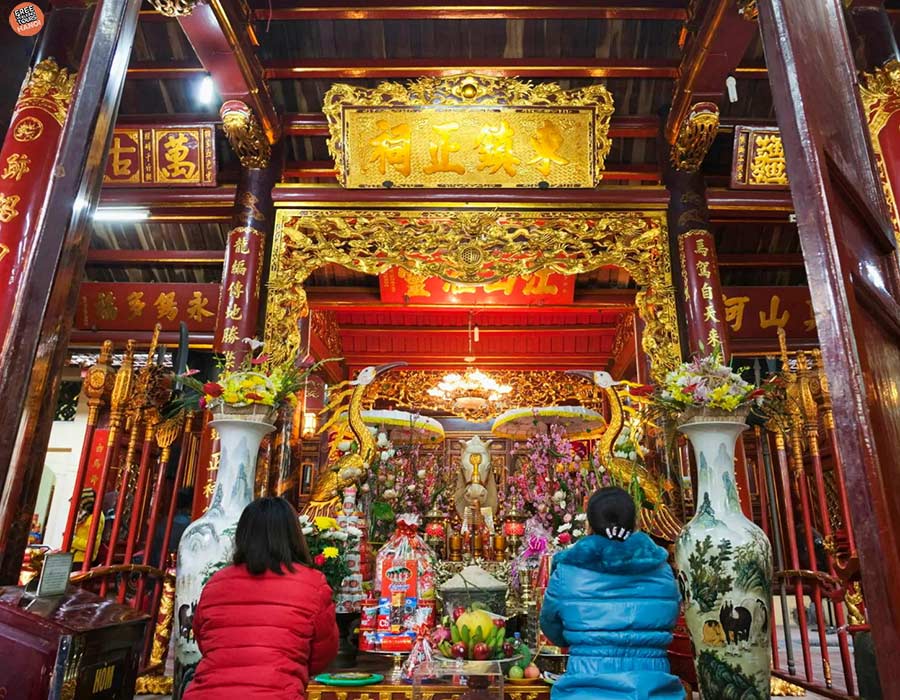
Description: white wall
xmin=40 ymin=373 xmax=89 ymax=550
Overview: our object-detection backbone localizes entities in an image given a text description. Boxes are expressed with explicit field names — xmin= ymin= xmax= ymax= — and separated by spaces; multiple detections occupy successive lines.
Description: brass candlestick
xmin=493 ymin=534 xmax=507 ymax=561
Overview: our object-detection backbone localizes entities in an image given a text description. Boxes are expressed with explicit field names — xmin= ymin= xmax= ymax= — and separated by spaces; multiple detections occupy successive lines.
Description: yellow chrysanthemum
xmin=315 ymin=516 xmax=339 ymax=531
xmin=322 ymin=546 xmax=339 ymax=559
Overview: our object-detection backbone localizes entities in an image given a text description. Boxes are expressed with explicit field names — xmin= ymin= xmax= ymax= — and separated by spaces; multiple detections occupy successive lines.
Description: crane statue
xmin=304 ymin=362 xmax=406 ymax=518
xmin=567 ymin=370 xmax=682 ymax=542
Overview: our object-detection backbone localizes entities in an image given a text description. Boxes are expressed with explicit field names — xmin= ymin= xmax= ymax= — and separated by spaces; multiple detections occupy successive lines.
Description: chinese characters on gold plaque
xmin=341 ymin=107 xmax=597 ymax=188
xmin=102 ymin=125 xmax=216 ymax=187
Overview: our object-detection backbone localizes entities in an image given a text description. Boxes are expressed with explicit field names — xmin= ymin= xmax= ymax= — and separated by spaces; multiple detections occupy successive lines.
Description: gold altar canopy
xmin=263 ymin=208 xmax=679 ymax=383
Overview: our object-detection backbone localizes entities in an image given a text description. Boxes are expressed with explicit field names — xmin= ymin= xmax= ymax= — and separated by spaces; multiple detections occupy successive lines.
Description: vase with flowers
xmin=173 ymin=339 xmax=336 ymax=697
xmin=641 ymin=350 xmax=774 ymax=699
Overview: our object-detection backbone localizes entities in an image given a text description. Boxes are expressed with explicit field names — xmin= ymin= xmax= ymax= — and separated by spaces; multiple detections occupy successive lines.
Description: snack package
xmin=374 ymin=514 xmax=437 ymax=649
xmin=401 ymin=609 xmax=435 ymax=679
xmin=335 ymin=487 xmax=366 ymax=614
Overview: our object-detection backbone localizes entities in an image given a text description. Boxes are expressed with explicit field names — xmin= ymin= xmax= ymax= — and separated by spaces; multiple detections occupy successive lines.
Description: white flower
xmin=388 ymin=449 xmax=396 ymax=458
xmin=417 ymin=469 xmax=427 ymax=478
xmin=628 ymin=451 xmax=637 ymax=461
xmin=346 ymin=525 xmax=362 ymax=538
xmin=380 ymin=450 xmax=391 ymax=462
xmin=242 ymin=337 xmax=264 ymax=350
xmin=332 ymin=530 xmax=349 ymax=541
xmin=575 ymin=513 xmax=587 ymax=522
xmin=301 ymin=526 xmax=314 ymax=535
xmin=298 ymin=514 xmax=311 ymax=525
xmin=377 ymin=432 xmax=390 ymax=448
xmin=320 ymin=530 xmax=335 ymax=540
xmin=337 ymin=440 xmax=352 ymax=452
xmin=383 ymin=488 xmax=397 ymax=500
xmin=368 ymin=426 xmax=378 ymax=436
xmin=360 ymin=483 xmax=370 ymax=493
xmin=572 ymin=529 xmax=583 ymax=538
xmin=557 ymin=523 xmax=572 ymax=533
xmin=552 ymin=490 xmax=565 ymax=502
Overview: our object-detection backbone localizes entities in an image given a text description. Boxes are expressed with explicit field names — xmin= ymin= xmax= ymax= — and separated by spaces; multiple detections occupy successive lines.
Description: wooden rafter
xmin=665 ymin=0 xmax=760 ymax=142
xmin=175 ymin=0 xmax=280 ymax=143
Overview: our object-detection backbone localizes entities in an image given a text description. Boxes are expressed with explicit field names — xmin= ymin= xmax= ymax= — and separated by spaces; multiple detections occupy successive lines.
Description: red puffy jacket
xmin=183 ymin=563 xmax=339 ymax=700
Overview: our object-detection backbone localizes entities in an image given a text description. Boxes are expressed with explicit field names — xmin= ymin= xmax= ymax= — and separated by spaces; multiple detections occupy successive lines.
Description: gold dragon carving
xmin=220 ymin=100 xmax=271 ymax=169
xmin=15 ymin=58 xmax=76 ymax=127
xmin=860 ymin=60 xmax=900 ymax=245
xmin=671 ymin=102 xmax=720 ymax=172
xmin=264 ymin=209 xmax=679 ymax=383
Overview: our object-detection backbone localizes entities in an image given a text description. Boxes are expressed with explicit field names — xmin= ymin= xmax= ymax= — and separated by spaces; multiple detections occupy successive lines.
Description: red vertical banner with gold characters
xmin=0 ymin=58 xmax=75 ymax=350
xmin=214 ymin=226 xmax=265 ymax=367
xmin=677 ymin=229 xmax=732 ymax=360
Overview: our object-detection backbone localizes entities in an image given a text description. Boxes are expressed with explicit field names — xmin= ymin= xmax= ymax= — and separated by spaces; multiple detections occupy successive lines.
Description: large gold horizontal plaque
xmin=323 ymin=74 xmax=614 ymax=189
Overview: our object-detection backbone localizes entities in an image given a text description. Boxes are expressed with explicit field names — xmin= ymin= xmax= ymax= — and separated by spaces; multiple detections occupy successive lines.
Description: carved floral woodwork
xmin=670 ymin=102 xmax=719 ymax=172
xmin=310 ymin=309 xmax=343 ymax=358
xmin=860 ymin=60 xmax=900 ymax=243
xmin=736 ymin=0 xmax=759 ymax=21
xmin=146 ymin=0 xmax=199 ymax=17
xmin=264 ymin=209 xmax=679 ymax=382
xmin=16 ymin=58 xmax=76 ymax=127
xmin=221 ymin=100 xmax=271 ymax=169
xmin=363 ymin=370 xmax=607 ymax=420
xmin=323 ymin=73 xmax=614 ymax=189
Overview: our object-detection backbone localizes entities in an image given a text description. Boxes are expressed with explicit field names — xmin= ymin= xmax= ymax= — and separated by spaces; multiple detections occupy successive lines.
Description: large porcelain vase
xmin=674 ymin=411 xmax=773 ymax=700
xmin=173 ymin=416 xmax=275 ymax=698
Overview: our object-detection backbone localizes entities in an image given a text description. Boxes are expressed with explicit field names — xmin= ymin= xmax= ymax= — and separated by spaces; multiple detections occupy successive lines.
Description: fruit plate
xmin=314 ymin=673 xmax=385 ymax=686
xmin=435 ymin=653 xmax=522 ymax=673
xmin=506 ymin=677 xmax=535 ymax=685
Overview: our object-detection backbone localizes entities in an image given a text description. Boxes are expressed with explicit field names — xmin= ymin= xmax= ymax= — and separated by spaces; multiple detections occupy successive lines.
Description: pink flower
xmin=199 ymin=397 xmax=207 ymax=409
xmin=251 ymin=354 xmax=269 ymax=365
xmin=183 ymin=368 xmax=200 ymax=376
xmin=558 ymin=532 xmax=572 ymax=545
xmin=314 ymin=554 xmax=326 ymax=567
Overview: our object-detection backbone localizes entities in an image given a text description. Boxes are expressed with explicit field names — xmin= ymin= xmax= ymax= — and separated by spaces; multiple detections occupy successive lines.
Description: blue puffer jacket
xmin=539 ymin=533 xmax=684 ymax=700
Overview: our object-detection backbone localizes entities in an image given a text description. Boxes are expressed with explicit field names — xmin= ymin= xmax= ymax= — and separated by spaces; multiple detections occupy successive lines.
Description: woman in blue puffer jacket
xmin=540 ymin=487 xmax=684 ymax=700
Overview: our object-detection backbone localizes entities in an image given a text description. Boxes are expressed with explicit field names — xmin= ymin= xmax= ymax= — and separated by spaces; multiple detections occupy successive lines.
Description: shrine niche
xmin=322 ymin=74 xmax=614 ymax=189
xmin=263 ymin=208 xmax=679 ymax=383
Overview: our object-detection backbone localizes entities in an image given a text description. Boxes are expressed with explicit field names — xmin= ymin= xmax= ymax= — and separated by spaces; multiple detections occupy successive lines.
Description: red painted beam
xmin=666 ymin=0 xmax=760 ymax=141
xmin=306 ymin=287 xmax=638 ymax=309
xmin=340 ymin=325 xmax=618 ymax=334
xmin=717 ymin=253 xmax=804 ymax=268
xmin=263 ymin=57 xmax=682 ymax=80
xmin=282 ymin=162 xmax=661 ymax=182
xmin=249 ymin=0 xmax=688 ymax=21
xmin=98 ymin=185 xmax=795 ymax=214
xmin=127 ymin=60 xmax=205 ymax=79
xmin=86 ymin=249 xmax=226 ymax=265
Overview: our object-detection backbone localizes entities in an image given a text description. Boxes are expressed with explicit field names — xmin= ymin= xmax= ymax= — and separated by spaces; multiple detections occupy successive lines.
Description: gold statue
xmin=304 ymin=362 xmax=405 ymax=518
xmin=567 ymin=370 xmax=682 ymax=541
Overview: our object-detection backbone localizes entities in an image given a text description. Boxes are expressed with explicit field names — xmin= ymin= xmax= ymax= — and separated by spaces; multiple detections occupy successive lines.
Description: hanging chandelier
xmin=427 ymin=369 xmax=513 ymax=421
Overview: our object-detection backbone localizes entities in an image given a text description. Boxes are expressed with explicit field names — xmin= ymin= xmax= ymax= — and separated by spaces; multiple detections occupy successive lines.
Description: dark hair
xmin=176 ymin=488 xmax=193 ymax=511
xmin=587 ymin=487 xmax=636 ymax=541
xmin=233 ymin=497 xmax=312 ymax=575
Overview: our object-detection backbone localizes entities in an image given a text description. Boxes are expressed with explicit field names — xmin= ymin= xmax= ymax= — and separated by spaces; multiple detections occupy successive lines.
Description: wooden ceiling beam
xmin=86 ymin=249 xmax=226 ymax=265
xmin=717 ymin=253 xmax=804 ymax=268
xmin=665 ymin=1 xmax=761 ymax=142
xmin=340 ymin=354 xmax=613 ymax=369
xmin=99 ymin=185 xmax=795 ymax=214
xmin=173 ymin=0 xmax=280 ymax=143
xmin=248 ymin=1 xmax=688 ymax=21
xmin=263 ymin=58 xmax=681 ymax=80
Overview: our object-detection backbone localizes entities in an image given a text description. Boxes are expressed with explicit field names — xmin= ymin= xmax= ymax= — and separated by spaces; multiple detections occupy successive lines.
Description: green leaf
xmin=371 ymin=501 xmax=395 ymax=522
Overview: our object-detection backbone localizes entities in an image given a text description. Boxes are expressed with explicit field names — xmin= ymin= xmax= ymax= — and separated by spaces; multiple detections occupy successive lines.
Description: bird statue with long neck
xmin=304 ymin=362 xmax=405 ymax=519
xmin=567 ymin=369 xmax=681 ymax=541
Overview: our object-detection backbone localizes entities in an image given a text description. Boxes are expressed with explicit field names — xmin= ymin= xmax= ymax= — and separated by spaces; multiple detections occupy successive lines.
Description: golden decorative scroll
xmin=16 ymin=58 xmax=76 ymax=127
xmin=770 ymin=677 xmax=806 ymax=696
xmin=149 ymin=570 xmax=175 ymax=667
xmin=265 ymin=209 xmax=679 ymax=383
xmin=146 ymin=0 xmax=198 ymax=16
xmin=364 ymin=369 xmax=606 ymax=419
xmin=860 ymin=60 xmax=900 ymax=245
xmin=731 ymin=126 xmax=789 ymax=188
xmin=736 ymin=0 xmax=759 ymax=21
xmin=221 ymin=100 xmax=271 ymax=169
xmin=310 ymin=309 xmax=343 ymax=358
xmin=323 ymin=74 xmax=614 ymax=189
xmin=671 ymin=102 xmax=719 ymax=172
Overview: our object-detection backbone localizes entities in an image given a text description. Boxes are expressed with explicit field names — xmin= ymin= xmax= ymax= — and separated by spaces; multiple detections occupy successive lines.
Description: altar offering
xmin=375 ymin=514 xmax=437 ymax=649
xmin=440 ymin=565 xmax=508 ymax=618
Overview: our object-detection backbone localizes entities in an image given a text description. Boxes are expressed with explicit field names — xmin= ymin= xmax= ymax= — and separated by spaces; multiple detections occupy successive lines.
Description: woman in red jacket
xmin=184 ymin=497 xmax=339 ymax=700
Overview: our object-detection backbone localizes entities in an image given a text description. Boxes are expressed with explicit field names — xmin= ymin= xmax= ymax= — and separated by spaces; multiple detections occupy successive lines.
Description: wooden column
xmin=0 ymin=0 xmax=141 ymax=584
xmin=661 ymin=103 xmax=733 ymax=361
xmin=214 ymin=100 xmax=279 ymax=368
xmin=758 ymin=0 xmax=900 ymax=688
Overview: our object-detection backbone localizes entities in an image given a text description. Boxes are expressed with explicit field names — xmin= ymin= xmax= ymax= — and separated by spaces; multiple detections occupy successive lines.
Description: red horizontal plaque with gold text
xmin=722 ymin=286 xmax=816 ymax=341
xmin=102 ymin=125 xmax=216 ymax=187
xmin=379 ymin=267 xmax=575 ymax=305
xmin=78 ymin=282 xmax=220 ymax=332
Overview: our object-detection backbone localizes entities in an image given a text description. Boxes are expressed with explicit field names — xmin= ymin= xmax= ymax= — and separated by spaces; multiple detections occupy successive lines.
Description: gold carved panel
xmin=731 ymin=126 xmax=789 ymax=189
xmin=323 ymin=74 xmax=614 ymax=189
xmin=264 ymin=209 xmax=679 ymax=383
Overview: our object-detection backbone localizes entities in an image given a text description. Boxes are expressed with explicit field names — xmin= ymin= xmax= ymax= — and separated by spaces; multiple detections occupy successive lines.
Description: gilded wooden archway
xmin=264 ymin=208 xmax=680 ymax=382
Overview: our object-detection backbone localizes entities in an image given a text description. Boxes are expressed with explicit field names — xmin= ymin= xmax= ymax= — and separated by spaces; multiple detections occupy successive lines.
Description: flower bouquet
xmin=633 ymin=348 xmax=769 ymax=425
xmin=175 ymin=337 xmax=338 ymax=421
xmin=299 ymin=514 xmax=361 ymax=592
